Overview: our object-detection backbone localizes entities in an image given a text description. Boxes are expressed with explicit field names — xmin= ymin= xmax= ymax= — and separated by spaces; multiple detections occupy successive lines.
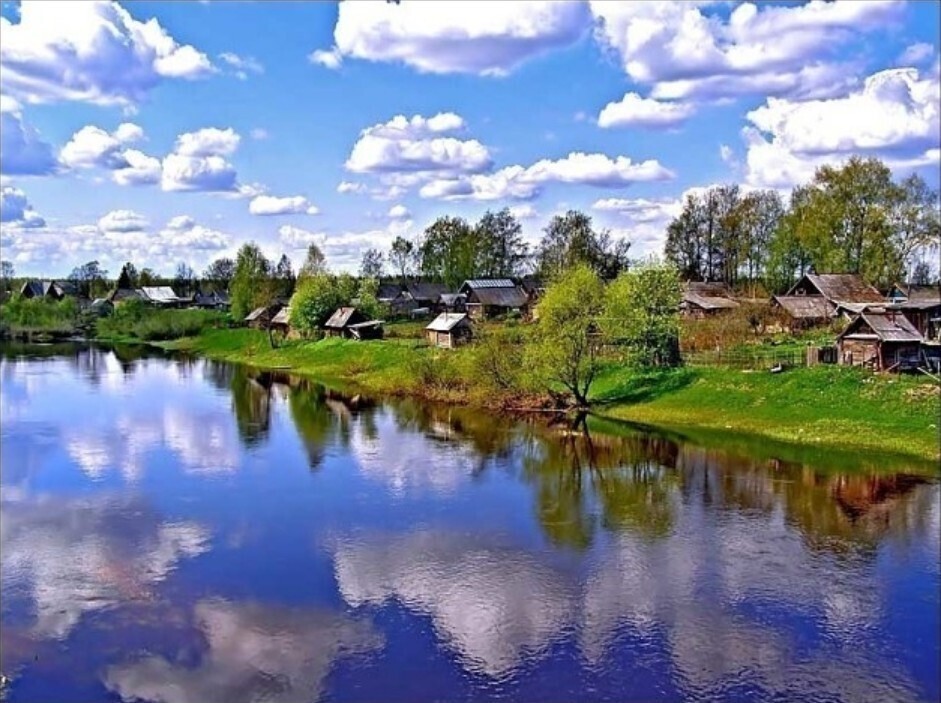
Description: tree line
xmin=665 ymin=157 xmax=940 ymax=293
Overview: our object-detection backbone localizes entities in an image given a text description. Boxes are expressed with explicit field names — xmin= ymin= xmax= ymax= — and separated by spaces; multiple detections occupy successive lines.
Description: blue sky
xmin=1 ymin=0 xmax=939 ymax=277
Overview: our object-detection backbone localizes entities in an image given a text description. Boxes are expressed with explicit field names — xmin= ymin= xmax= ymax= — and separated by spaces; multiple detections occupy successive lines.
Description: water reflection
xmin=0 ymin=344 xmax=937 ymax=703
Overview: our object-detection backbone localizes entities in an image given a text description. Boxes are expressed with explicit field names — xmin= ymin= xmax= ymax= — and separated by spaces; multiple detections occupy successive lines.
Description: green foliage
xmin=230 ymin=242 xmax=274 ymax=320
xmin=290 ymin=274 xmax=343 ymax=335
xmin=536 ymin=210 xmax=630 ymax=280
xmin=528 ymin=264 xmax=606 ymax=405
xmin=355 ymin=276 xmax=382 ymax=320
xmin=604 ymin=261 xmax=682 ymax=366
xmin=419 ymin=215 xmax=477 ymax=288
xmin=0 ymin=295 xmax=79 ymax=332
xmin=359 ymin=248 xmax=384 ymax=279
xmin=474 ymin=208 xmax=529 ymax=278
xmin=95 ymin=301 xmax=226 ymax=341
xmin=471 ymin=325 xmax=527 ymax=391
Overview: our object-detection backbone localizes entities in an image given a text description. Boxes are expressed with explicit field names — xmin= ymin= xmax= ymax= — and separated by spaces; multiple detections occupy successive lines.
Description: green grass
xmin=159 ymin=327 xmax=940 ymax=463
xmin=591 ymin=364 xmax=940 ymax=462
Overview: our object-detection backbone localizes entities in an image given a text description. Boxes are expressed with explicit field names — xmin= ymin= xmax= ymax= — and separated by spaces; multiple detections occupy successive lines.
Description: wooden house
xmin=138 ymin=286 xmax=186 ymax=307
xmin=772 ymin=273 xmax=884 ymax=327
xmin=406 ymin=282 xmax=450 ymax=309
xmin=106 ymin=287 xmax=143 ymax=306
xmin=680 ymin=282 xmax=739 ymax=317
xmin=425 ymin=313 xmax=473 ymax=348
xmin=436 ymin=293 xmax=466 ymax=314
xmin=885 ymin=283 xmax=941 ymax=341
xmin=459 ymin=279 xmax=529 ymax=320
xmin=19 ymin=279 xmax=79 ymax=300
xmin=193 ymin=290 xmax=230 ymax=310
xmin=323 ymin=307 xmax=366 ymax=337
xmin=837 ymin=311 xmax=923 ymax=371
xmin=270 ymin=306 xmax=291 ymax=332
xmin=245 ymin=304 xmax=283 ymax=329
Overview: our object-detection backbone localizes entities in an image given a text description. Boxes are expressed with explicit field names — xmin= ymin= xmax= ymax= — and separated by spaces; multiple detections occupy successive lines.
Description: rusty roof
xmin=791 ymin=274 xmax=884 ymax=304
xmin=773 ymin=295 xmax=833 ymax=319
xmin=839 ymin=311 xmax=923 ymax=343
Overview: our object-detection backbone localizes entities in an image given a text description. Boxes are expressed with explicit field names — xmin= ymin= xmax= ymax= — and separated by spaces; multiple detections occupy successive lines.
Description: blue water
xmin=1 ymin=344 xmax=938 ymax=702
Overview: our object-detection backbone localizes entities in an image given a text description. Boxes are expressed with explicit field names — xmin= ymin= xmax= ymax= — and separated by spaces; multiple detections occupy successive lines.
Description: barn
xmin=837 ymin=311 xmax=923 ymax=371
xmin=425 ymin=313 xmax=473 ymax=349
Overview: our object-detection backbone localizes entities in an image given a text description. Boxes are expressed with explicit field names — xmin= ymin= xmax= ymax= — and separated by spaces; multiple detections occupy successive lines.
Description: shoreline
xmin=139 ymin=328 xmax=941 ymax=464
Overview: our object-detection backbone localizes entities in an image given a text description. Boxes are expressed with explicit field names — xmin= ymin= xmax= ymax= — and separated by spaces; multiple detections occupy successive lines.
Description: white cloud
xmin=160 ymin=127 xmax=242 ymax=193
xmin=346 ymin=112 xmax=490 ymax=175
xmin=743 ymin=66 xmax=940 ymax=188
xmin=166 ymin=215 xmax=195 ymax=231
xmin=0 ymin=0 xmax=215 ymax=106
xmin=337 ymin=181 xmax=366 ymax=194
xmin=509 ymin=204 xmax=537 ymax=220
xmin=218 ymin=52 xmax=264 ymax=79
xmin=388 ymin=204 xmax=410 ymax=219
xmin=97 ymin=209 xmax=147 ymax=234
xmin=898 ymin=42 xmax=936 ymax=67
xmin=249 ymin=195 xmax=320 ymax=216
xmin=0 ymin=99 xmax=57 ymax=176
xmin=592 ymin=197 xmax=682 ymax=222
xmin=0 ymin=186 xmax=45 ymax=228
xmin=59 ymin=123 xmax=143 ymax=169
xmin=597 ymin=92 xmax=695 ymax=129
xmin=321 ymin=0 xmax=591 ymax=76
xmin=420 ymin=152 xmax=674 ymax=201
xmin=278 ymin=224 xmax=326 ymax=249
xmin=590 ymin=0 xmax=904 ymax=101
xmin=172 ymin=127 xmax=240 ymax=157
xmin=112 ymin=149 xmax=161 ymax=186
xmin=309 ymin=48 xmax=343 ymax=69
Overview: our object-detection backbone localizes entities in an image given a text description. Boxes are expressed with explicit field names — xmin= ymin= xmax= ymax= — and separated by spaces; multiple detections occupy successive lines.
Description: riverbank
xmin=157 ymin=327 xmax=941 ymax=462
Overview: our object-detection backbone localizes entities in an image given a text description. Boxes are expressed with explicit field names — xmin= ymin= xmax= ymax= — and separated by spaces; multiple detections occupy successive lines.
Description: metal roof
xmin=468 ymin=286 xmax=529 ymax=308
xmin=839 ymin=311 xmax=923 ymax=343
xmin=426 ymin=313 xmax=470 ymax=332
xmin=461 ymin=279 xmax=517 ymax=289
xmin=438 ymin=293 xmax=466 ymax=305
xmin=139 ymin=286 xmax=181 ymax=303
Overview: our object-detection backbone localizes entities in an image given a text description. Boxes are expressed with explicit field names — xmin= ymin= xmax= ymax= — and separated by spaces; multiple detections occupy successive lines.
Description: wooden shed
xmin=347 ymin=320 xmax=385 ymax=340
xmin=245 ymin=304 xmax=283 ymax=329
xmin=885 ymin=283 xmax=941 ymax=341
xmin=837 ymin=311 xmax=923 ymax=371
xmin=681 ymin=282 xmax=739 ymax=317
xmin=425 ymin=313 xmax=473 ymax=349
xmin=458 ymin=279 xmax=529 ymax=320
xmin=323 ymin=307 xmax=367 ymax=338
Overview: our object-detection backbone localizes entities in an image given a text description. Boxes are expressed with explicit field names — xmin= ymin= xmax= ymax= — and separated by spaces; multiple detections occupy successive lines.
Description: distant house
xmin=106 ymin=288 xmax=143 ymax=306
xmin=245 ymin=303 xmax=283 ymax=329
xmin=88 ymin=298 xmax=114 ymax=316
xmin=377 ymin=282 xmax=417 ymax=317
xmin=194 ymin=290 xmax=230 ymax=310
xmin=19 ymin=279 xmax=79 ymax=300
xmin=519 ymin=275 xmax=546 ymax=305
xmin=138 ymin=286 xmax=186 ymax=307
xmin=885 ymin=283 xmax=941 ymax=341
xmin=772 ymin=273 xmax=884 ymax=326
xmin=459 ymin=279 xmax=529 ymax=319
xmin=323 ymin=307 xmax=367 ymax=337
xmin=837 ymin=310 xmax=923 ymax=371
xmin=436 ymin=293 xmax=466 ymax=314
xmin=426 ymin=313 xmax=473 ymax=348
xmin=269 ymin=306 xmax=292 ymax=336
xmin=681 ymin=282 xmax=740 ymax=317
xmin=406 ymin=282 xmax=450 ymax=309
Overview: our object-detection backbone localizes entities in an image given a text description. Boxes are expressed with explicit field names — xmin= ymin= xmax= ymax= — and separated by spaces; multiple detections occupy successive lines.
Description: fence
xmin=684 ymin=345 xmax=837 ymax=370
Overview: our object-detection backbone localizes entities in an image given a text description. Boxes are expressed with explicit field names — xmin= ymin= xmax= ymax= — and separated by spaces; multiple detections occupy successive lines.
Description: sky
xmin=0 ymin=0 xmax=939 ymax=278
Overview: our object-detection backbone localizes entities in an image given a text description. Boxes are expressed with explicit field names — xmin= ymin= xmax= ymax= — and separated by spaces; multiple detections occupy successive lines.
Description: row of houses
xmin=377 ymin=278 xmax=540 ymax=320
xmin=17 ymin=279 xmax=231 ymax=312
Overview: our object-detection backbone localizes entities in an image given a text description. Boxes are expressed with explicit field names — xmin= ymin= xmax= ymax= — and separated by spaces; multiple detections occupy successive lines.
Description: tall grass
xmin=96 ymin=300 xmax=228 ymax=341
xmin=0 ymin=296 xmax=80 ymax=334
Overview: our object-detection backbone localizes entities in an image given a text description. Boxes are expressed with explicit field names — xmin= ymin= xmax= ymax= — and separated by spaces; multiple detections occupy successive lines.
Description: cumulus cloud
xmin=0 ymin=186 xmax=45 ymax=228
xmin=387 ymin=204 xmax=410 ymax=219
xmin=97 ymin=209 xmax=148 ymax=234
xmin=593 ymin=197 xmax=683 ymax=222
xmin=420 ymin=152 xmax=674 ymax=201
xmin=218 ymin=52 xmax=264 ymax=80
xmin=597 ymin=92 xmax=696 ymax=129
xmin=158 ymin=215 xmax=229 ymax=250
xmin=319 ymin=0 xmax=591 ymax=76
xmin=590 ymin=0 xmax=904 ymax=101
xmin=0 ymin=97 xmax=57 ymax=176
xmin=509 ymin=204 xmax=537 ymax=220
xmin=278 ymin=224 xmax=326 ymax=249
xmin=161 ymin=128 xmax=242 ymax=193
xmin=0 ymin=0 xmax=215 ymax=106
xmin=346 ymin=112 xmax=491 ymax=175
xmin=113 ymin=149 xmax=162 ymax=186
xmin=742 ymin=66 xmax=940 ymax=188
xmin=59 ymin=123 xmax=144 ymax=169
xmin=249 ymin=195 xmax=320 ymax=216
xmin=337 ymin=181 xmax=366 ymax=194
xmin=898 ymin=42 xmax=936 ymax=67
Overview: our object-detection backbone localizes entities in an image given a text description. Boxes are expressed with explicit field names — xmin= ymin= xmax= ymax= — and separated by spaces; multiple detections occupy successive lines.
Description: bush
xmin=0 ymin=296 xmax=79 ymax=333
xmin=471 ymin=326 xmax=525 ymax=391
xmin=96 ymin=303 xmax=226 ymax=341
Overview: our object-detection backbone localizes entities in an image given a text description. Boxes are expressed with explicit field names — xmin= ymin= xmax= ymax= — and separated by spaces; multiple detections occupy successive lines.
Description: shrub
xmin=96 ymin=305 xmax=226 ymax=341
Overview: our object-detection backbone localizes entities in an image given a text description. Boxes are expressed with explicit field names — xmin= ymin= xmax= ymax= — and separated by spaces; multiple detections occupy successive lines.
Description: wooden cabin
xmin=406 ymin=282 xmax=450 ymax=309
xmin=436 ymin=293 xmax=466 ymax=314
xmin=837 ymin=311 xmax=923 ymax=371
xmin=458 ymin=279 xmax=529 ymax=320
xmin=772 ymin=273 xmax=884 ymax=327
xmin=194 ymin=290 xmax=230 ymax=310
xmin=885 ymin=283 xmax=941 ymax=341
xmin=245 ymin=304 xmax=283 ymax=329
xmin=138 ymin=286 xmax=187 ymax=307
xmin=323 ymin=307 xmax=366 ymax=338
xmin=425 ymin=313 xmax=473 ymax=349
xmin=681 ymin=282 xmax=739 ymax=318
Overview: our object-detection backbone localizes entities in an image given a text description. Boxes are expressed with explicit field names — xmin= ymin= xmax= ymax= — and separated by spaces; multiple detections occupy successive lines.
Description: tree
xmin=536 ymin=210 xmax=629 ymax=280
xmin=1 ymin=260 xmax=14 ymax=290
xmin=116 ymin=262 xmax=138 ymax=290
xmin=604 ymin=261 xmax=682 ymax=367
xmin=289 ymin=273 xmax=343 ymax=335
xmin=68 ymin=260 xmax=108 ymax=298
xmin=138 ymin=268 xmax=158 ymax=287
xmin=274 ymin=254 xmax=296 ymax=299
xmin=527 ymin=264 xmax=606 ymax=406
xmin=419 ymin=216 xmax=476 ymax=287
xmin=388 ymin=236 xmax=415 ymax=282
xmin=174 ymin=262 xmax=196 ymax=296
xmin=203 ymin=257 xmax=236 ymax=291
xmin=475 ymin=208 xmax=528 ymax=278
xmin=298 ymin=243 xmax=326 ymax=278
xmin=355 ymin=276 xmax=382 ymax=320
xmin=765 ymin=186 xmax=815 ymax=293
xmin=893 ymin=173 xmax=941 ymax=280
xmin=359 ymin=248 xmax=384 ymax=279
xmin=230 ymin=243 xmax=273 ymax=319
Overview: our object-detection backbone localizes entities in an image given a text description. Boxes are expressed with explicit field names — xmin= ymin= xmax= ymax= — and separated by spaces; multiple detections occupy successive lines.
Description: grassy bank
xmin=160 ymin=327 xmax=940 ymax=462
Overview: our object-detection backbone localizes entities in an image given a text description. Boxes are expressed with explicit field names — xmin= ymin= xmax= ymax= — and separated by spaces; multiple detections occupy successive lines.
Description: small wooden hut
xmin=245 ymin=304 xmax=283 ymax=329
xmin=837 ymin=311 xmax=923 ymax=371
xmin=425 ymin=313 xmax=473 ymax=349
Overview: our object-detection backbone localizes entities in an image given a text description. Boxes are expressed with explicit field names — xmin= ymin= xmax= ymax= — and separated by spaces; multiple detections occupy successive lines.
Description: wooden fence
xmin=683 ymin=345 xmax=837 ymax=370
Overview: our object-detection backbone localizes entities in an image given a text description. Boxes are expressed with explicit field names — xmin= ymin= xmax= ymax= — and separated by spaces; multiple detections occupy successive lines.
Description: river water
xmin=1 ymin=344 xmax=938 ymax=702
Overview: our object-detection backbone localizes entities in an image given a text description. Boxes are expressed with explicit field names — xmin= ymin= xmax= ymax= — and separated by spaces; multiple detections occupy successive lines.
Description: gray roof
xmin=108 ymin=287 xmax=142 ymax=302
xmin=683 ymin=292 xmax=739 ymax=310
xmin=470 ymin=286 xmax=529 ymax=308
xmin=773 ymin=295 xmax=833 ymax=319
xmin=685 ymin=281 xmax=734 ymax=297
xmin=438 ymin=293 xmax=466 ymax=305
xmin=271 ymin=307 xmax=291 ymax=325
xmin=462 ymin=279 xmax=517 ymax=290
xmin=324 ymin=307 xmax=364 ymax=329
xmin=245 ymin=304 xmax=281 ymax=322
xmin=890 ymin=283 xmax=941 ymax=308
xmin=139 ymin=286 xmax=182 ymax=303
xmin=407 ymin=282 xmax=450 ymax=301
xmin=426 ymin=313 xmax=470 ymax=332
xmin=788 ymin=274 xmax=884 ymax=304
xmin=840 ymin=311 xmax=923 ymax=343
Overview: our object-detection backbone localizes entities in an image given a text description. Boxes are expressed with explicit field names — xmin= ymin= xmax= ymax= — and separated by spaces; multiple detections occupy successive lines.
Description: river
xmin=1 ymin=343 xmax=938 ymax=702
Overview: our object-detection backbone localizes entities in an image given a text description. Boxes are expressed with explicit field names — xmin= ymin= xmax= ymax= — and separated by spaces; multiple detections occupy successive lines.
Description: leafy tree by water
xmin=418 ymin=216 xmax=477 ymax=288
xmin=274 ymin=254 xmax=296 ymax=299
xmin=68 ymin=260 xmax=109 ymax=298
xmin=289 ymin=274 xmax=342 ymax=334
xmin=230 ymin=243 xmax=274 ymax=319
xmin=174 ymin=262 xmax=196 ymax=296
xmin=528 ymin=263 xmax=606 ymax=406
